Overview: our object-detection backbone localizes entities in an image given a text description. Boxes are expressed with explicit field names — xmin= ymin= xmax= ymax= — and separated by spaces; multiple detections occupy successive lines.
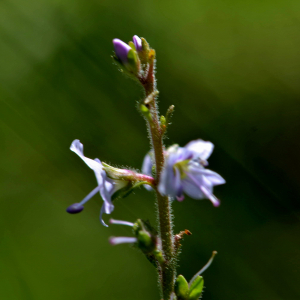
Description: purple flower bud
xmin=113 ymin=38 xmax=131 ymax=64
xmin=133 ymin=35 xmax=142 ymax=52
xmin=66 ymin=203 xmax=84 ymax=214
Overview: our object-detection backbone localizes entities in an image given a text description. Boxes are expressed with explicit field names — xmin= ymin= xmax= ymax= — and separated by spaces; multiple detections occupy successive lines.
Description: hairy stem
xmin=141 ymin=60 xmax=175 ymax=299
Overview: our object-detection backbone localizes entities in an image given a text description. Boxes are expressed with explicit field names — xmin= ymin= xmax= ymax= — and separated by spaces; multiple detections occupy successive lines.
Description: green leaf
xmin=175 ymin=275 xmax=189 ymax=300
xmin=188 ymin=276 xmax=204 ymax=300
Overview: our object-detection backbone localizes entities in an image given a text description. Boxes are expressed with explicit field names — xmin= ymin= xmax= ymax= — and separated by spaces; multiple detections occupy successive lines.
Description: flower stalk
xmin=138 ymin=40 xmax=175 ymax=299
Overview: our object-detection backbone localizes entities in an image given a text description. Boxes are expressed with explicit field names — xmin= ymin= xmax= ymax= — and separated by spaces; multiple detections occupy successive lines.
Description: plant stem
xmin=141 ymin=60 xmax=176 ymax=299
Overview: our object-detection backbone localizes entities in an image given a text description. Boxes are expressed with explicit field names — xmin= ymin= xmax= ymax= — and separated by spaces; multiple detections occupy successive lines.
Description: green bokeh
xmin=0 ymin=0 xmax=299 ymax=299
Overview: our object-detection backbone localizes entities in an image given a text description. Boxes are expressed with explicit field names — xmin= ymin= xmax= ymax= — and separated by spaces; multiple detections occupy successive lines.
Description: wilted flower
xmin=66 ymin=140 xmax=129 ymax=227
xmin=158 ymin=140 xmax=225 ymax=206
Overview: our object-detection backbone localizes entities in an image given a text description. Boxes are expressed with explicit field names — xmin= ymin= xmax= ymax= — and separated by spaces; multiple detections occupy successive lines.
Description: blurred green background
xmin=0 ymin=0 xmax=300 ymax=299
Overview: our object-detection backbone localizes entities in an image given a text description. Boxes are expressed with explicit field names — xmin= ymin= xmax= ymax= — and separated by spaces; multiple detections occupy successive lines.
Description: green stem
xmin=141 ymin=60 xmax=176 ymax=299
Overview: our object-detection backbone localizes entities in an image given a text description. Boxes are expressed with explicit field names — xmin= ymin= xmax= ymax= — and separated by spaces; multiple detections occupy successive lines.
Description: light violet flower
xmin=66 ymin=140 xmax=128 ymax=227
xmin=133 ymin=35 xmax=142 ymax=52
xmin=158 ymin=140 xmax=225 ymax=206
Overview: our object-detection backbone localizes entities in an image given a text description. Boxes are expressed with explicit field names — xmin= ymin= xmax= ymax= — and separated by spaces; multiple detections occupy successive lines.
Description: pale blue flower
xmin=66 ymin=140 xmax=128 ymax=227
xmin=158 ymin=140 xmax=225 ymax=206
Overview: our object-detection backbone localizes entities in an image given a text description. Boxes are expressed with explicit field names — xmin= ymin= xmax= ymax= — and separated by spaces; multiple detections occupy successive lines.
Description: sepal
xmin=188 ymin=276 xmax=204 ymax=300
xmin=175 ymin=275 xmax=189 ymax=300
xmin=102 ymin=163 xmax=154 ymax=187
xmin=132 ymin=219 xmax=164 ymax=266
xmin=140 ymin=104 xmax=153 ymax=123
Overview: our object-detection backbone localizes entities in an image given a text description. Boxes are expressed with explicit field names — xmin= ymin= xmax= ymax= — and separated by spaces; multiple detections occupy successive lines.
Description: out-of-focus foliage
xmin=0 ymin=0 xmax=299 ymax=299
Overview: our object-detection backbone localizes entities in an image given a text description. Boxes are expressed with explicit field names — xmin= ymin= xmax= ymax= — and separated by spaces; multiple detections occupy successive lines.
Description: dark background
xmin=0 ymin=0 xmax=299 ymax=299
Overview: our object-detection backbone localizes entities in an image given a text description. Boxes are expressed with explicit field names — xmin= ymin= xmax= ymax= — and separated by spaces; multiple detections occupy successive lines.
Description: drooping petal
xmin=109 ymin=236 xmax=137 ymax=245
xmin=70 ymin=141 xmax=117 ymax=225
xmin=188 ymin=163 xmax=226 ymax=186
xmin=185 ymin=139 xmax=214 ymax=160
xmin=181 ymin=176 xmax=206 ymax=199
xmin=100 ymin=202 xmax=114 ymax=227
xmin=70 ymin=140 xmax=103 ymax=176
xmin=182 ymin=172 xmax=220 ymax=207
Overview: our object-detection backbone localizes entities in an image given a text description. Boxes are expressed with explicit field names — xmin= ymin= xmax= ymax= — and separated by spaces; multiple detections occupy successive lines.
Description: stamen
xmin=66 ymin=185 xmax=102 ymax=214
xmin=79 ymin=185 xmax=101 ymax=205
xmin=66 ymin=203 xmax=84 ymax=214
xmin=189 ymin=251 xmax=217 ymax=287
xmin=109 ymin=219 xmax=134 ymax=227
xmin=109 ymin=236 xmax=137 ymax=245
xmin=200 ymin=185 xmax=220 ymax=207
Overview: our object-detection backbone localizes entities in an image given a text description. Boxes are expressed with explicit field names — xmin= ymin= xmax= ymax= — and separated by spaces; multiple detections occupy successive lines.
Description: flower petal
xmin=185 ymin=139 xmax=214 ymax=160
xmin=142 ymin=152 xmax=154 ymax=191
xmin=188 ymin=164 xmax=226 ymax=186
xmin=182 ymin=172 xmax=220 ymax=207
xmin=158 ymin=159 xmax=181 ymax=197
xmin=100 ymin=203 xmax=114 ymax=227
xmin=70 ymin=140 xmax=103 ymax=175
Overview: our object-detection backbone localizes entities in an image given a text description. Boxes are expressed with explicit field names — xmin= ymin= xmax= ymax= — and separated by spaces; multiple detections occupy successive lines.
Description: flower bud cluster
xmin=112 ymin=35 xmax=155 ymax=83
